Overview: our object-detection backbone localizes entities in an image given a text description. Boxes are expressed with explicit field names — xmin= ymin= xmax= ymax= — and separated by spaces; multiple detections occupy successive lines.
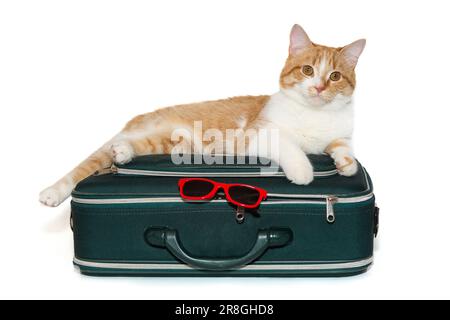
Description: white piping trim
xmin=73 ymin=257 xmax=373 ymax=271
xmin=337 ymin=193 xmax=374 ymax=204
xmin=71 ymin=197 xmax=327 ymax=206
xmin=115 ymin=168 xmax=338 ymax=178
xmin=72 ymin=197 xmax=193 ymax=205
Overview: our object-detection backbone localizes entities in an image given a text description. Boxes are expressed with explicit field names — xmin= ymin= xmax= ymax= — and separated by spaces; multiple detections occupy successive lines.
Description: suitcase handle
xmin=144 ymin=227 xmax=293 ymax=271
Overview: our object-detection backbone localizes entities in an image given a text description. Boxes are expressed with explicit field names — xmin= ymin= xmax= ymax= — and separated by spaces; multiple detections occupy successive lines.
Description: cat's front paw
xmin=39 ymin=187 xmax=63 ymax=207
xmin=283 ymin=162 xmax=314 ymax=185
xmin=335 ymin=156 xmax=358 ymax=177
xmin=110 ymin=141 xmax=134 ymax=165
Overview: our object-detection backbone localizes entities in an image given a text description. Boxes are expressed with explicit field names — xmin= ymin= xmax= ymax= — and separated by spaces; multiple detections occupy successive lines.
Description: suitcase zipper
xmin=72 ymin=192 xmax=373 ymax=223
xmin=326 ymin=196 xmax=338 ymax=224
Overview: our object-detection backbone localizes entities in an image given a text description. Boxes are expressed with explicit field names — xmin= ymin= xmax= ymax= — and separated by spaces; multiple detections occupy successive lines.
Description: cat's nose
xmin=314 ymin=85 xmax=326 ymax=94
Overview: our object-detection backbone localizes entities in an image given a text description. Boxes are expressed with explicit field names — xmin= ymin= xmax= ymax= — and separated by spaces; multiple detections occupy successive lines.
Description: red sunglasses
xmin=178 ymin=178 xmax=268 ymax=210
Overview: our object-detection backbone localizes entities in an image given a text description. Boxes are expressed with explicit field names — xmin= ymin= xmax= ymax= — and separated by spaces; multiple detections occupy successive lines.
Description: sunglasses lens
xmin=182 ymin=180 xmax=215 ymax=198
xmin=228 ymin=186 xmax=261 ymax=206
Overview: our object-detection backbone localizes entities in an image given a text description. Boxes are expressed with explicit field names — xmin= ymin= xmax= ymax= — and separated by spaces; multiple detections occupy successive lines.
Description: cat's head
xmin=280 ymin=24 xmax=365 ymax=110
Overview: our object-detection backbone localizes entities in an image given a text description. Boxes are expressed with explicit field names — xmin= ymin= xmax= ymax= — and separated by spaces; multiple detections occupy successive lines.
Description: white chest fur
xmin=260 ymin=91 xmax=354 ymax=154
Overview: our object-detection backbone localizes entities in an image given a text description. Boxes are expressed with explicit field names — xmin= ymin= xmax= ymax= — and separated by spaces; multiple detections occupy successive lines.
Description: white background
xmin=1 ymin=0 xmax=449 ymax=300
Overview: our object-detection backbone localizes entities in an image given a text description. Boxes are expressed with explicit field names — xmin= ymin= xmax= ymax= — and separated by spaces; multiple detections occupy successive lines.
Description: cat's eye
xmin=302 ymin=65 xmax=314 ymax=76
xmin=330 ymin=71 xmax=341 ymax=81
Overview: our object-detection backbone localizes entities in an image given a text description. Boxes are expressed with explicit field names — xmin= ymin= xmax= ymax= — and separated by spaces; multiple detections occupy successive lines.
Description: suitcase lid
xmin=73 ymin=154 xmax=373 ymax=201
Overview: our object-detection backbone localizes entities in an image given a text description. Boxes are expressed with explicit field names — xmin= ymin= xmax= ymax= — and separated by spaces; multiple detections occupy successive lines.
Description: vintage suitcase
xmin=71 ymin=155 xmax=378 ymax=277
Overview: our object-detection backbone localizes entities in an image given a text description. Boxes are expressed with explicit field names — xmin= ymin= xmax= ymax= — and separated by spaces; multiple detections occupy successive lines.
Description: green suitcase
xmin=71 ymin=155 xmax=378 ymax=277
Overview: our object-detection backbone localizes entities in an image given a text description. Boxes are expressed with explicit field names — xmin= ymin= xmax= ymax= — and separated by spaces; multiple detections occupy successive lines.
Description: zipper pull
xmin=235 ymin=207 xmax=245 ymax=224
xmin=326 ymin=196 xmax=338 ymax=224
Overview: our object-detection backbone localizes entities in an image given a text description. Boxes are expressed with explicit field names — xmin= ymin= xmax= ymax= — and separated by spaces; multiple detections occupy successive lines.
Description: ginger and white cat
xmin=40 ymin=24 xmax=366 ymax=207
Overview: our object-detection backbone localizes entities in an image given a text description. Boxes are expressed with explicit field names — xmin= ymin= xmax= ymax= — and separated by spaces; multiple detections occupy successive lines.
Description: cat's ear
xmin=289 ymin=24 xmax=312 ymax=55
xmin=341 ymin=39 xmax=366 ymax=68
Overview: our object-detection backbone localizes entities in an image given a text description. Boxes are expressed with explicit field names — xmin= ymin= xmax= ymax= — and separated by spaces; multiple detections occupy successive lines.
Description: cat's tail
xmin=39 ymin=146 xmax=113 ymax=207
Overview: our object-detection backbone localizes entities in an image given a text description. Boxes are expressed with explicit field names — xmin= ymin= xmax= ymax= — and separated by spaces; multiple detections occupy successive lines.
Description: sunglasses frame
xmin=178 ymin=178 xmax=268 ymax=209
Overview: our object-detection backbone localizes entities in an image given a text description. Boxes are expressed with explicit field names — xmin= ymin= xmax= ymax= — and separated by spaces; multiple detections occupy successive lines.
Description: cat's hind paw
xmin=39 ymin=187 xmax=63 ymax=207
xmin=110 ymin=141 xmax=134 ymax=165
